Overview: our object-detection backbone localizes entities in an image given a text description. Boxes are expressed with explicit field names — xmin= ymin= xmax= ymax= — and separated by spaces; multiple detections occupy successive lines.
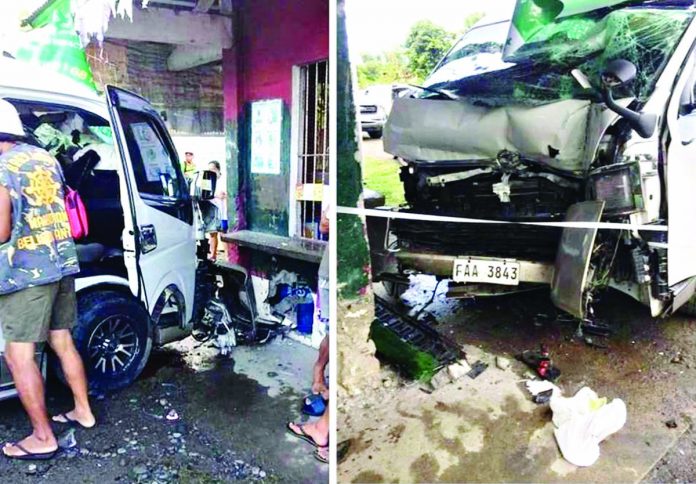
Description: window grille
xmin=295 ymin=60 xmax=329 ymax=240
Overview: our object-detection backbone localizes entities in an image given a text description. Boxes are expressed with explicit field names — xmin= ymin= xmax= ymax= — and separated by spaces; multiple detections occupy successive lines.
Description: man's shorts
xmin=0 ymin=277 xmax=77 ymax=343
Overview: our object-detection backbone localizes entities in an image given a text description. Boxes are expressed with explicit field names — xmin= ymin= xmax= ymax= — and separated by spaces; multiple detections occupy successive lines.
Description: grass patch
xmin=362 ymin=156 xmax=406 ymax=207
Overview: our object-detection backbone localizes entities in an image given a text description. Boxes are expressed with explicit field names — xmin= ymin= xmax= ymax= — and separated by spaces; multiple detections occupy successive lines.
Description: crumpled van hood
xmin=384 ymin=96 xmax=591 ymax=172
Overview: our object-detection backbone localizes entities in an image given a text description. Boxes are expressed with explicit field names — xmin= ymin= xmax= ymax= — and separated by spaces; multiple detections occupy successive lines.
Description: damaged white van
xmin=0 ymin=59 xmax=261 ymax=400
xmin=374 ymin=1 xmax=696 ymax=320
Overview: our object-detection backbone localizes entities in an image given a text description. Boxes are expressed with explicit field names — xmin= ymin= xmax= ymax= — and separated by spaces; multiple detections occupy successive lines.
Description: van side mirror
xmin=193 ymin=170 xmax=217 ymax=200
xmin=600 ymin=59 xmax=657 ymax=138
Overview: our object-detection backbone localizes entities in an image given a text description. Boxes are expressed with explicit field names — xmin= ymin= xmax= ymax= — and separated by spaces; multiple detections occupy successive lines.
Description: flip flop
xmin=286 ymin=422 xmax=327 ymax=448
xmin=313 ymin=446 xmax=329 ymax=464
xmin=52 ymin=412 xmax=95 ymax=429
xmin=3 ymin=442 xmax=57 ymax=461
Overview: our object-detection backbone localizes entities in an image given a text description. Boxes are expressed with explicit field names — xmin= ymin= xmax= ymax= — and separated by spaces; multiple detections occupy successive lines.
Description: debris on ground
xmin=447 ymin=360 xmax=471 ymax=380
xmin=430 ymin=368 xmax=452 ymax=389
xmin=466 ymin=360 xmax=488 ymax=379
xmin=552 ymin=387 xmax=626 ymax=467
xmin=525 ymin=380 xmax=626 ymax=466
xmin=666 ymin=419 xmax=678 ymax=429
xmin=496 ymin=356 xmax=511 ymax=370
xmin=337 ymin=440 xmax=352 ymax=464
xmin=534 ymin=389 xmax=554 ymax=404
xmin=371 ymin=296 xmax=463 ymax=381
xmin=525 ymin=379 xmax=561 ymax=401
xmin=57 ymin=428 xmax=77 ymax=449
xmin=518 ymin=344 xmax=561 ymax=381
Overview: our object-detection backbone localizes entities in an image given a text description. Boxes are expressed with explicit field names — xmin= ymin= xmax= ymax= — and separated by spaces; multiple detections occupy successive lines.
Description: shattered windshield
xmin=424 ymin=6 xmax=695 ymax=106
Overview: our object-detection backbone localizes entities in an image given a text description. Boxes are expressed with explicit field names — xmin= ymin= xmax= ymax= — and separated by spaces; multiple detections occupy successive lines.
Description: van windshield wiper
xmin=408 ymin=84 xmax=457 ymax=100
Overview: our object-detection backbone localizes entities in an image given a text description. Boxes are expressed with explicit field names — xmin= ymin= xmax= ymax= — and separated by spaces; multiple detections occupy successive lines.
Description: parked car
xmin=358 ymin=84 xmax=412 ymax=139
xmin=0 ymin=59 xmax=268 ymax=400
xmin=372 ymin=1 xmax=696 ymax=319
xmin=359 ymin=101 xmax=388 ymax=139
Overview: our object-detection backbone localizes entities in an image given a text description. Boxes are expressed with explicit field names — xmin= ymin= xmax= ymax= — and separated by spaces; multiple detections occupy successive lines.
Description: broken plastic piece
xmin=467 ymin=360 xmax=488 ymax=379
xmin=165 ymin=409 xmax=179 ymax=421
xmin=534 ymin=388 xmax=554 ymax=404
xmin=518 ymin=346 xmax=561 ymax=381
xmin=57 ymin=428 xmax=77 ymax=449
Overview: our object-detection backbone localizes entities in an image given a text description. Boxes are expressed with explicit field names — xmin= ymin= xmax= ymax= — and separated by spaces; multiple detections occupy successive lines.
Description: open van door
xmin=105 ymin=86 xmax=197 ymax=324
xmin=667 ymin=44 xmax=696 ymax=308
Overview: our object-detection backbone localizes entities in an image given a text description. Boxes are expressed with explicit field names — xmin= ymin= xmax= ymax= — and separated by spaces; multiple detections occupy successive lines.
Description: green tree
xmin=404 ymin=20 xmax=455 ymax=82
xmin=462 ymin=12 xmax=485 ymax=34
xmin=356 ymin=51 xmax=413 ymax=88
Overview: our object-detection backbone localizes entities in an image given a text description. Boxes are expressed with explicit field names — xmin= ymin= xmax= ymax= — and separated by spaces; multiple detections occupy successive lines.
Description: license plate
xmin=452 ymin=257 xmax=520 ymax=286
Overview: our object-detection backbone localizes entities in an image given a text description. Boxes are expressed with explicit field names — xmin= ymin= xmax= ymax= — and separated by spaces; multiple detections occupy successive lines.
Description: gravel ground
xmin=645 ymin=424 xmax=696 ymax=483
xmin=0 ymin=337 xmax=328 ymax=483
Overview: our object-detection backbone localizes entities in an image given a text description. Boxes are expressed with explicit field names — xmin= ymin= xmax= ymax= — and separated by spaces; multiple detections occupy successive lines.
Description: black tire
xmin=368 ymin=129 xmax=383 ymax=139
xmin=56 ymin=290 xmax=152 ymax=393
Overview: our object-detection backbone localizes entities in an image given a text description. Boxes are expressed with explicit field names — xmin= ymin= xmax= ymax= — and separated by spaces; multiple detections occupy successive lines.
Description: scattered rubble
xmin=467 ymin=360 xmax=488 ymax=379
xmin=430 ymin=368 xmax=452 ymax=390
xmin=447 ymin=360 xmax=471 ymax=380
xmin=496 ymin=356 xmax=511 ymax=370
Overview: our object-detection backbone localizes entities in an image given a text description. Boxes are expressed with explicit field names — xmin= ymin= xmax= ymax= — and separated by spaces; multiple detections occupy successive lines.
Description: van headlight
xmin=589 ymin=162 xmax=642 ymax=215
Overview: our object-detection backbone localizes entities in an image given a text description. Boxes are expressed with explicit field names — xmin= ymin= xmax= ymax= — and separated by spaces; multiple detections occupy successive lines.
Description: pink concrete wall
xmin=223 ymin=0 xmax=329 ymax=119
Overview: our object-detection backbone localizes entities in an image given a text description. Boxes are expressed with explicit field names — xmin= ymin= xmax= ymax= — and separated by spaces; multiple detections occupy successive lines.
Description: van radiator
xmin=392 ymin=219 xmax=562 ymax=261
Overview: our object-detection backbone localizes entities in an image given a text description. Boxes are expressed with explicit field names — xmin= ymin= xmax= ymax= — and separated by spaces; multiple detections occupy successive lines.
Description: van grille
xmin=392 ymin=218 xmax=562 ymax=261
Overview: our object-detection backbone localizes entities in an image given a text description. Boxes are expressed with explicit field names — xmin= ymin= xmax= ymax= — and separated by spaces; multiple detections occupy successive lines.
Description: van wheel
xmin=56 ymin=291 xmax=152 ymax=393
xmin=368 ymin=129 xmax=383 ymax=139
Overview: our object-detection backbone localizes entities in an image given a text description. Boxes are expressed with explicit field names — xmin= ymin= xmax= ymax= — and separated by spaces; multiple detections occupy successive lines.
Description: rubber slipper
xmin=52 ymin=412 xmax=95 ymax=429
xmin=313 ymin=446 xmax=329 ymax=464
xmin=286 ymin=422 xmax=327 ymax=448
xmin=3 ymin=442 xmax=57 ymax=461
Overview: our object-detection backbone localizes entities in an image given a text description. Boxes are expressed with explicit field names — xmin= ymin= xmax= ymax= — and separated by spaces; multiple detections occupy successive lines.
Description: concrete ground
xmin=360 ymin=136 xmax=393 ymax=162
xmin=0 ymin=337 xmax=328 ymax=483
xmin=338 ymin=277 xmax=696 ymax=483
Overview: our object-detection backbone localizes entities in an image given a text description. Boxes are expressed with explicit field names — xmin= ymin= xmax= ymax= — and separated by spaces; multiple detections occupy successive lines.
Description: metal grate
xmin=296 ymin=60 xmax=329 ymax=240
xmin=374 ymin=295 xmax=465 ymax=369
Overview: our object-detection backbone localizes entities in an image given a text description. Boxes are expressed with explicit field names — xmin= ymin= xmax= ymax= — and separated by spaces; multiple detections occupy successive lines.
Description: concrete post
xmin=222 ymin=7 xmax=245 ymax=264
xmin=337 ymin=0 xmax=381 ymax=396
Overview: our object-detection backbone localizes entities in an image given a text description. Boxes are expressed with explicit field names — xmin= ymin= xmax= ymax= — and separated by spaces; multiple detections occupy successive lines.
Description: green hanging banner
xmin=16 ymin=0 xmax=97 ymax=91
xmin=503 ymin=0 xmax=633 ymax=59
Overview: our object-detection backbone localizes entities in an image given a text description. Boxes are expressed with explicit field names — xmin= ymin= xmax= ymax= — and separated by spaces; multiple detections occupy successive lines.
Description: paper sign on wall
xmin=250 ymin=99 xmax=283 ymax=175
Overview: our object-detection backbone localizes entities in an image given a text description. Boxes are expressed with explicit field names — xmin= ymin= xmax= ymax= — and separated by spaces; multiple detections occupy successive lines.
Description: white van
xmin=377 ymin=2 xmax=696 ymax=320
xmin=0 ymin=59 xmax=246 ymax=399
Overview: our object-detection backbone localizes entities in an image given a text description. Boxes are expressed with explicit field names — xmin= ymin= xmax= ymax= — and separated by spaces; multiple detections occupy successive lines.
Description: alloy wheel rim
xmin=87 ymin=315 xmax=140 ymax=376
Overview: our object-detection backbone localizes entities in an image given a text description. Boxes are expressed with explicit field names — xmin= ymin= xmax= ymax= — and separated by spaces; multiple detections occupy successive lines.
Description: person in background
xmin=0 ymin=99 xmax=95 ymax=461
xmin=181 ymin=151 xmax=196 ymax=178
xmin=287 ymin=204 xmax=330 ymax=464
xmin=206 ymin=160 xmax=227 ymax=261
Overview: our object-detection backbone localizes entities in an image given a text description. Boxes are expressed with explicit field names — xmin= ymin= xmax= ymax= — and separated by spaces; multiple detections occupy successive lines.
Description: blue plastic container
xmin=296 ymin=289 xmax=315 ymax=334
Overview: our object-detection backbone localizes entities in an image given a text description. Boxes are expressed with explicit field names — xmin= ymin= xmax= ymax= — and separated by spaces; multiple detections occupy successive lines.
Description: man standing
xmin=182 ymin=151 xmax=196 ymax=178
xmin=287 ymin=204 xmax=330 ymax=463
xmin=0 ymin=99 xmax=95 ymax=460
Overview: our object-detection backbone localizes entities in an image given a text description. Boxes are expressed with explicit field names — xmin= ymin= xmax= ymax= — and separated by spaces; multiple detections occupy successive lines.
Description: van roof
xmin=0 ymin=57 xmax=101 ymax=102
